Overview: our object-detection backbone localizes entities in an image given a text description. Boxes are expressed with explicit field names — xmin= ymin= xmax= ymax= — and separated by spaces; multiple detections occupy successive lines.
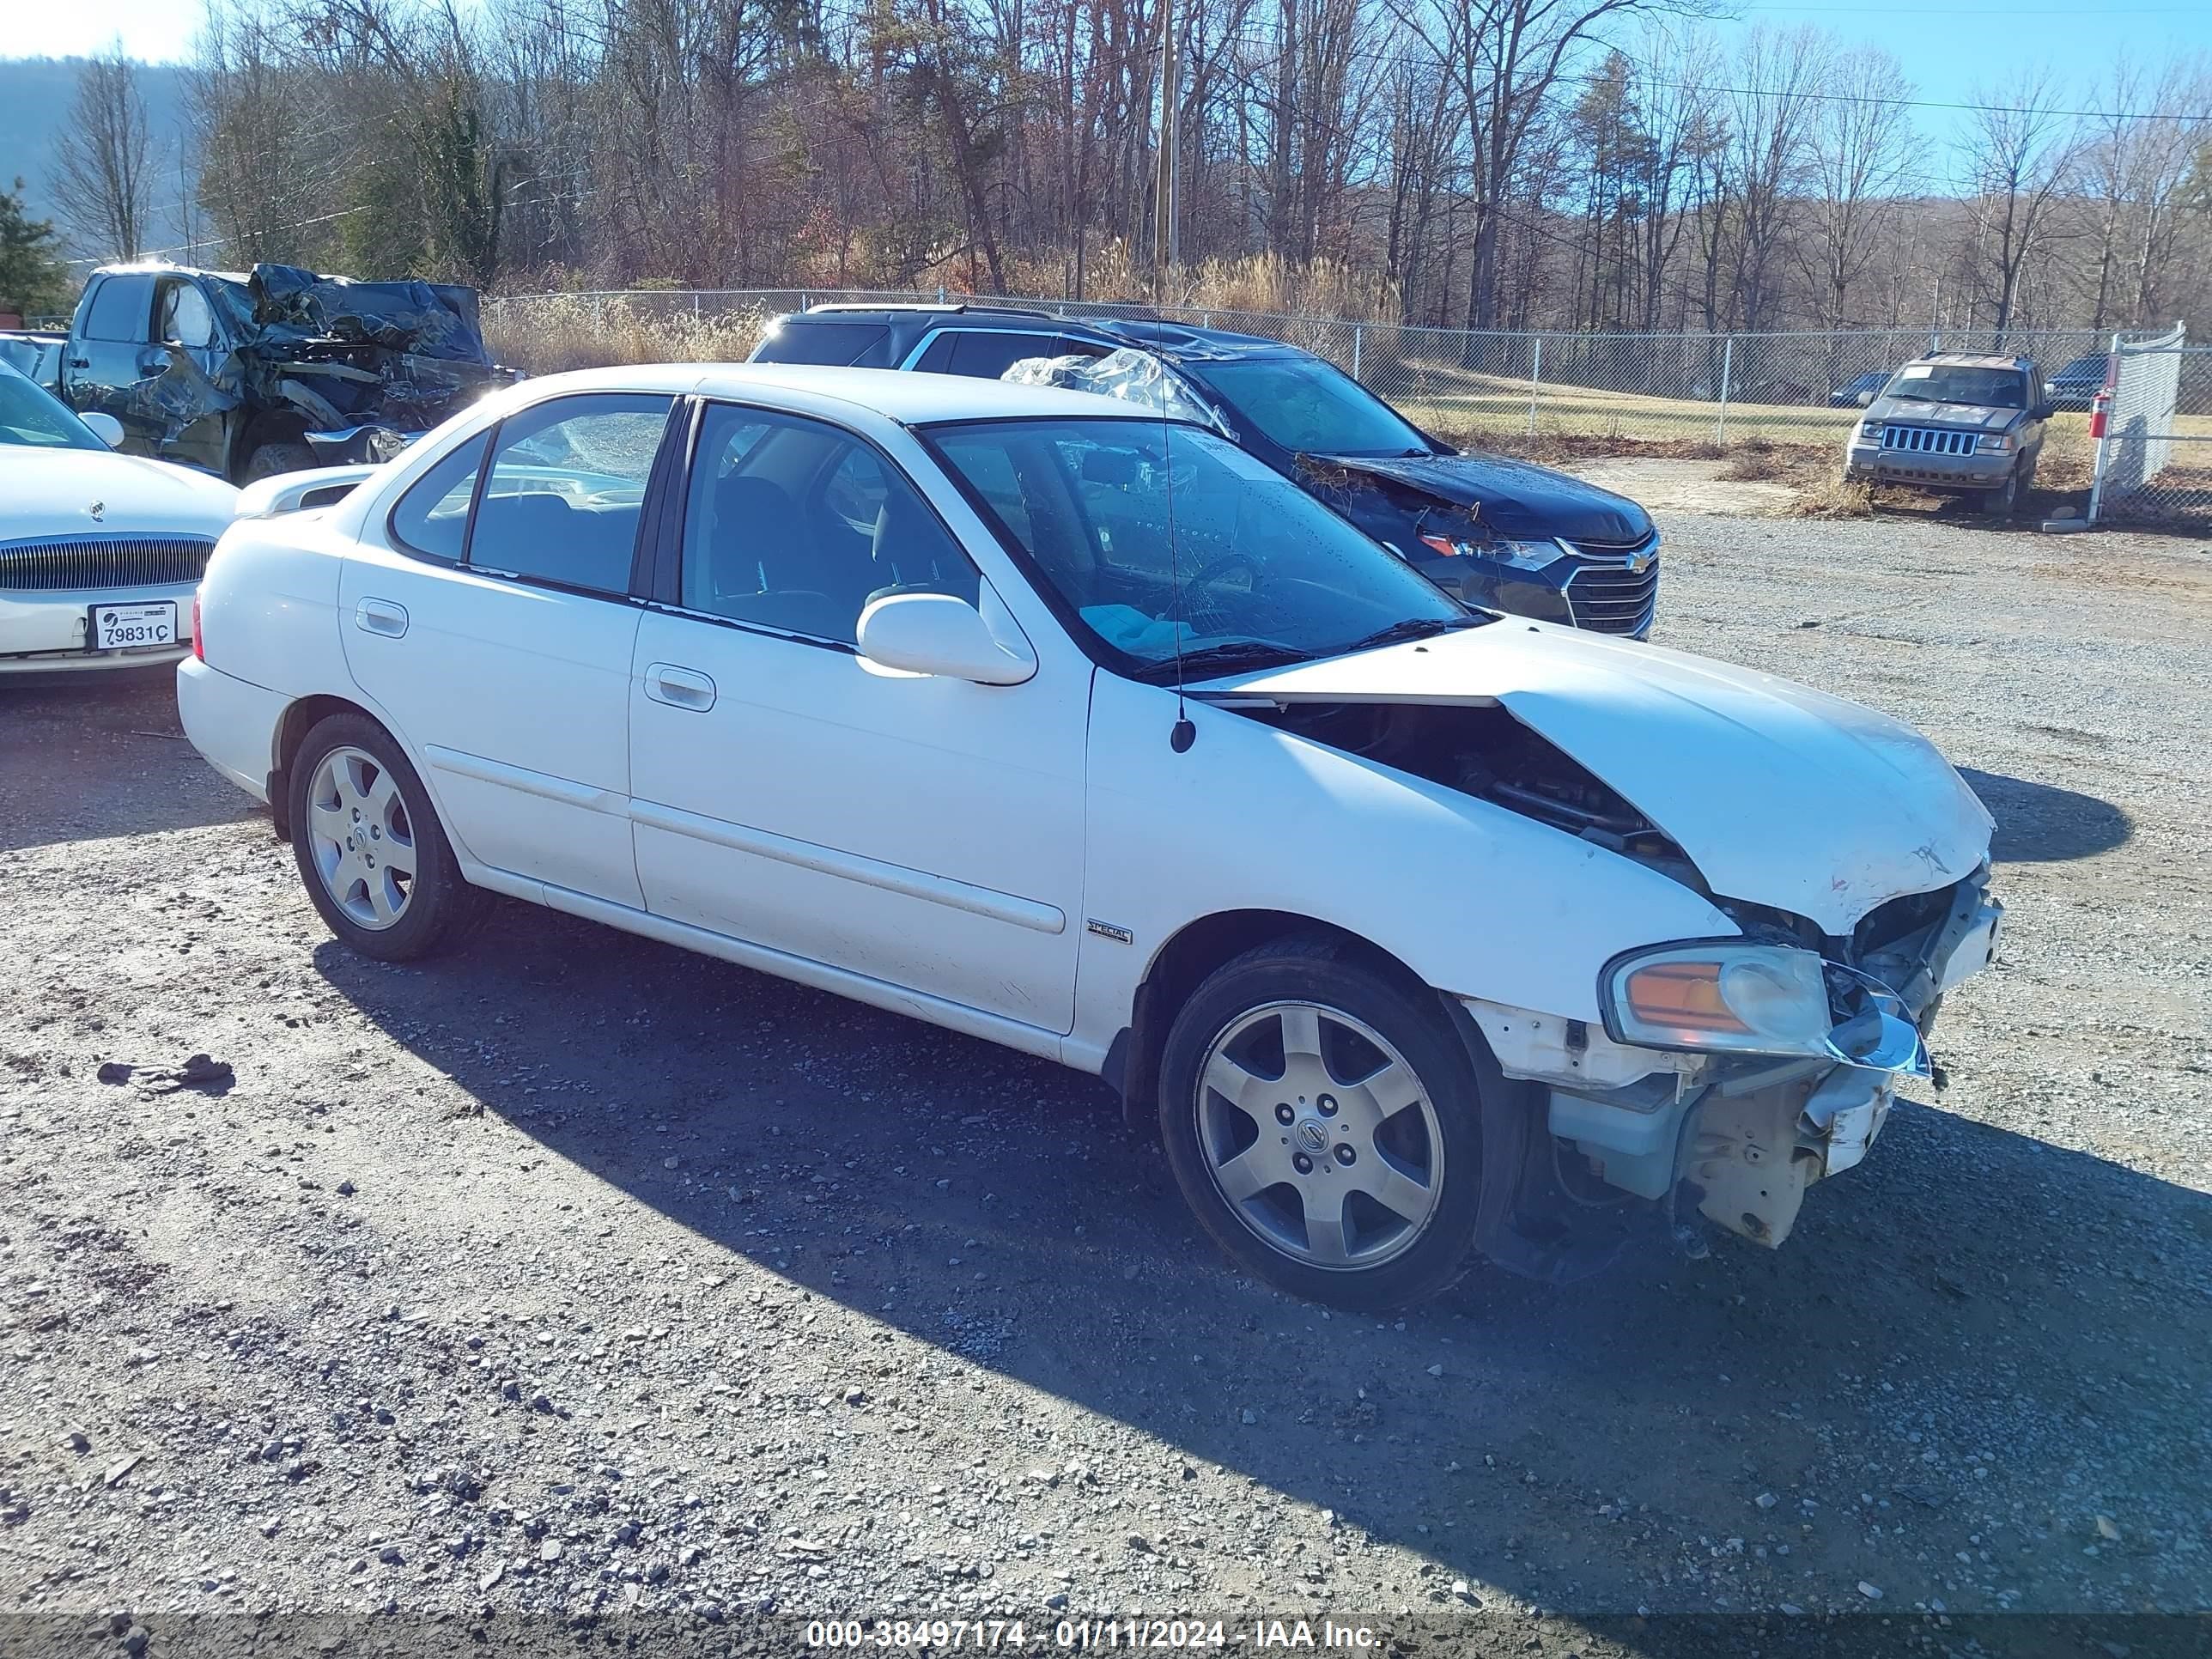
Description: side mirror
xmin=857 ymin=592 xmax=1036 ymax=686
xmin=1856 ymin=390 xmax=1875 ymax=407
xmin=2033 ymin=401 xmax=2057 ymax=421
xmin=81 ymin=411 xmax=125 ymax=447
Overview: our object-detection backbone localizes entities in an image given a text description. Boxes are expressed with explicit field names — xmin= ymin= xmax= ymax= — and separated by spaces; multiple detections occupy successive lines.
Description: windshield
xmin=926 ymin=416 xmax=1477 ymax=678
xmin=1885 ymin=364 xmax=2028 ymax=409
xmin=1185 ymin=354 xmax=1432 ymax=457
xmin=0 ymin=366 xmax=106 ymax=451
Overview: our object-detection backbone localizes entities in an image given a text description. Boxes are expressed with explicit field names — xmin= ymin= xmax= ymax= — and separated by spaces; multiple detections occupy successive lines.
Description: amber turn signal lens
xmin=1622 ymin=960 xmax=1751 ymax=1035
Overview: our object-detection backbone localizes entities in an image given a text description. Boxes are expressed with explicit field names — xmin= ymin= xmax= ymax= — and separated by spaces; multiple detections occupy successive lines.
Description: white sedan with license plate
xmin=178 ymin=364 xmax=2002 ymax=1308
xmin=0 ymin=362 xmax=239 ymax=675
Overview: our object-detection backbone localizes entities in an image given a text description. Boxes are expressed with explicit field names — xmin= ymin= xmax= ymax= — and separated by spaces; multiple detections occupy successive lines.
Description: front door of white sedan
xmin=625 ymin=401 xmax=1088 ymax=1036
xmin=340 ymin=392 xmax=677 ymax=908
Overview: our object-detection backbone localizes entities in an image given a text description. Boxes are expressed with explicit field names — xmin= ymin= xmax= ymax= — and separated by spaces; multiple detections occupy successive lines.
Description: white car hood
xmin=0 ymin=447 xmax=239 ymax=539
xmin=1196 ymin=622 xmax=1993 ymax=934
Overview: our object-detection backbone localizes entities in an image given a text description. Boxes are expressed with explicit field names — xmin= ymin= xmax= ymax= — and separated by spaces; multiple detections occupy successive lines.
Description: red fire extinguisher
xmin=2089 ymin=389 xmax=2111 ymax=441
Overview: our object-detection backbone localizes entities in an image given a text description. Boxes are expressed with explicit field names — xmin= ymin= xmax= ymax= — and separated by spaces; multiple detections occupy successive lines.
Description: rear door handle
xmin=645 ymin=662 xmax=716 ymax=712
xmin=354 ymin=598 xmax=409 ymax=638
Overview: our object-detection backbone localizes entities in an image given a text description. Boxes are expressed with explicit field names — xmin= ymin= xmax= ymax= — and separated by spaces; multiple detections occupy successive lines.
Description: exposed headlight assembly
xmin=1496 ymin=538 xmax=1567 ymax=571
xmin=1977 ymin=432 xmax=2017 ymax=453
xmin=1601 ymin=943 xmax=1929 ymax=1075
xmin=1419 ymin=534 xmax=1563 ymax=571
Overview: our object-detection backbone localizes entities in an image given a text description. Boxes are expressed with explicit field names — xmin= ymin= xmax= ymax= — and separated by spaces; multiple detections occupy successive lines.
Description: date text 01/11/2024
xmin=803 ymin=1619 xmax=1381 ymax=1650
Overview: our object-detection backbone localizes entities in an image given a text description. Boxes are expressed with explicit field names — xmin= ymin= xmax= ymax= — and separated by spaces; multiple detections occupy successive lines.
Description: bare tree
xmin=1956 ymin=66 xmax=2083 ymax=337
xmin=1390 ymin=0 xmax=1708 ymax=330
xmin=1799 ymin=42 xmax=1913 ymax=331
xmin=2078 ymin=54 xmax=2209 ymax=329
xmin=50 ymin=42 xmax=155 ymax=263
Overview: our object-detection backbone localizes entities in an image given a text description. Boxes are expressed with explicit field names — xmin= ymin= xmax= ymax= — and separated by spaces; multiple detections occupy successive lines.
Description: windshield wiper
xmin=1133 ymin=640 xmax=1310 ymax=683
xmin=1334 ymin=616 xmax=1482 ymax=655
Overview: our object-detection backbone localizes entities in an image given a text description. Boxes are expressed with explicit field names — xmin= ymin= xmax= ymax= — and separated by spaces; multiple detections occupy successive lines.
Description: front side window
xmin=927 ymin=417 xmax=1473 ymax=679
xmin=1188 ymin=354 xmax=1431 ymax=458
xmin=467 ymin=394 xmax=672 ymax=592
xmin=679 ymin=403 xmax=977 ymax=645
xmin=158 ymin=280 xmax=216 ymax=348
xmin=0 ymin=366 xmax=106 ymax=450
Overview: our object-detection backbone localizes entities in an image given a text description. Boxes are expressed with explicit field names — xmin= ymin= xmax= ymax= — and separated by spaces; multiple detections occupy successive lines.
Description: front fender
xmin=1071 ymin=672 xmax=1737 ymax=1066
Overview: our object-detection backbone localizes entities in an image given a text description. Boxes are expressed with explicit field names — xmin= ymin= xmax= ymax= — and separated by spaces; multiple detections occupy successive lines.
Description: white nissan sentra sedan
xmin=1 ymin=360 xmax=238 ymax=674
xmin=179 ymin=365 xmax=2002 ymax=1307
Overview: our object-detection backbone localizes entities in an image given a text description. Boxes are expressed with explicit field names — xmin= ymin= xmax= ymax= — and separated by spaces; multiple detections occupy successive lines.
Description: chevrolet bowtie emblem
xmin=1628 ymin=552 xmax=1650 ymax=573
xmin=88 ymin=500 xmax=106 ymax=522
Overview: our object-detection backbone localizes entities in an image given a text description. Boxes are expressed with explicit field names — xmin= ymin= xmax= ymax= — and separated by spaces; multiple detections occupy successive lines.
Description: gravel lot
xmin=2 ymin=501 xmax=2209 ymax=1655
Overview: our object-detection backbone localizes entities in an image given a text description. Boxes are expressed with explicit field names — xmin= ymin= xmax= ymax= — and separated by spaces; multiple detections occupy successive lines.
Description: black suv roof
xmin=756 ymin=302 xmax=1300 ymax=368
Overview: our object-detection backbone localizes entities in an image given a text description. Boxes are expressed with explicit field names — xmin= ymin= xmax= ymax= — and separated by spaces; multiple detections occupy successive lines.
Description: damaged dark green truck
xmin=4 ymin=262 xmax=513 ymax=483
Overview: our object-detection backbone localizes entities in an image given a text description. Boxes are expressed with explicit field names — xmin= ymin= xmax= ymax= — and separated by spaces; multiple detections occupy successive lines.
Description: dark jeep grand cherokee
xmin=751 ymin=305 xmax=1662 ymax=637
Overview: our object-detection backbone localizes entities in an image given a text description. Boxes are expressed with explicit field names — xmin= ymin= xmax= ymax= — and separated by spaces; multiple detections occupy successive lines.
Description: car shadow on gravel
xmin=313 ymin=903 xmax=2212 ymax=1614
xmin=0 ymin=671 xmax=255 ymax=851
xmin=1959 ymin=768 xmax=2133 ymax=863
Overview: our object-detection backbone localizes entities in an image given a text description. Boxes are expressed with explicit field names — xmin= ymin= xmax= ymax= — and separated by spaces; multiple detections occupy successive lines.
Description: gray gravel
xmin=1 ymin=500 xmax=2208 ymax=1646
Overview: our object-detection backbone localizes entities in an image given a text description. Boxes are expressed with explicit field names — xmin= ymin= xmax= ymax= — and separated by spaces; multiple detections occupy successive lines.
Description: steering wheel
xmin=1188 ymin=551 xmax=1261 ymax=593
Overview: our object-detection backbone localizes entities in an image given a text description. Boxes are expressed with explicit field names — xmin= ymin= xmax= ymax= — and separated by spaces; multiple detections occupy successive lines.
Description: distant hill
xmin=0 ymin=57 xmax=195 ymax=266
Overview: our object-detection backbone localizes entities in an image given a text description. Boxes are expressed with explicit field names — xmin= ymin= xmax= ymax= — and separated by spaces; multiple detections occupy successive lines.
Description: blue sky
xmin=13 ymin=0 xmax=2210 ymax=162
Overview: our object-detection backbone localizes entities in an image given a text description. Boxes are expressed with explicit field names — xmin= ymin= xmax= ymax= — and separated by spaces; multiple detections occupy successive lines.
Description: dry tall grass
xmin=484 ymin=293 xmax=771 ymax=376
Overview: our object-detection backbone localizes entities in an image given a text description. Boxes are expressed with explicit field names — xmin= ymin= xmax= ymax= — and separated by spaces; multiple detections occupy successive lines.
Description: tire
xmin=288 ymin=713 xmax=487 ymax=962
xmin=242 ymin=441 xmax=317 ymax=483
xmin=1156 ymin=938 xmax=1485 ymax=1310
xmin=1985 ymin=467 xmax=2022 ymax=517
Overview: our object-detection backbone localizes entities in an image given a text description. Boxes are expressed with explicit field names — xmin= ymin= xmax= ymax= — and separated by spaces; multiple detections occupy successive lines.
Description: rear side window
xmin=80 ymin=275 xmax=154 ymax=343
xmin=389 ymin=432 xmax=491 ymax=560
xmin=755 ymin=320 xmax=890 ymax=366
xmin=468 ymin=394 xmax=673 ymax=593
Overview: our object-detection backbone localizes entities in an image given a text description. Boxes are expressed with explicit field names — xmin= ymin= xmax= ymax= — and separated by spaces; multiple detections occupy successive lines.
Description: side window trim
xmin=896 ymin=325 xmax=1086 ymax=373
xmin=665 ymin=395 xmax=985 ymax=649
xmin=451 ymin=392 xmax=682 ymax=600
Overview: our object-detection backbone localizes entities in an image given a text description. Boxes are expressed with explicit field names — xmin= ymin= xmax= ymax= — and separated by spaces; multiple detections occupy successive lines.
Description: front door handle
xmin=354 ymin=598 xmax=409 ymax=638
xmin=645 ymin=662 xmax=716 ymax=712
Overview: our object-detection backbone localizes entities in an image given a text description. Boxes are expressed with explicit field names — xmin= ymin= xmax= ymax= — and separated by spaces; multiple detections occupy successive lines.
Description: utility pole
xmin=1152 ymin=0 xmax=1179 ymax=286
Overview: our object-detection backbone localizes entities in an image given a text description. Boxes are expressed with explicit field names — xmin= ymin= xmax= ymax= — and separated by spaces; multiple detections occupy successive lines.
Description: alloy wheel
xmin=305 ymin=744 xmax=418 ymax=930
xmin=1194 ymin=1000 xmax=1445 ymax=1270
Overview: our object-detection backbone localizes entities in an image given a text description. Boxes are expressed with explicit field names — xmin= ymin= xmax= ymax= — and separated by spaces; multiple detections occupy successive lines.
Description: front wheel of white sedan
xmin=289 ymin=713 xmax=486 ymax=962
xmin=1158 ymin=940 xmax=1486 ymax=1310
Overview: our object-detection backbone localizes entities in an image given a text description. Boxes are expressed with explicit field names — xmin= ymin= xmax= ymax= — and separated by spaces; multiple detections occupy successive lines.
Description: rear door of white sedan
xmin=340 ymin=392 xmax=678 ymax=908
xmin=625 ymin=399 xmax=1088 ymax=1035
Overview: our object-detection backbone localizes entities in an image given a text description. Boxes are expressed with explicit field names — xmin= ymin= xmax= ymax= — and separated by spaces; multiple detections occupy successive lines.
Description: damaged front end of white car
xmin=1195 ymin=623 xmax=2003 ymax=1278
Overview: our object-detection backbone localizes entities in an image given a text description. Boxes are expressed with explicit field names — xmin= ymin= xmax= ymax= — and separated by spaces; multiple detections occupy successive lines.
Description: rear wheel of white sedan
xmin=1158 ymin=940 xmax=1485 ymax=1310
xmin=289 ymin=714 xmax=485 ymax=962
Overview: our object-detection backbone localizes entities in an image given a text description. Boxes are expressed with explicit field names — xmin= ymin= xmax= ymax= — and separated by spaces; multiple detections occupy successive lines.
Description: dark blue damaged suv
xmin=750 ymin=305 xmax=1662 ymax=637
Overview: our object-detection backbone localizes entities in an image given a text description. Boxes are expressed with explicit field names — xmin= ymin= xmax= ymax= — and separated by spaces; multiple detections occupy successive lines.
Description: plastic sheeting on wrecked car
xmin=1000 ymin=347 xmax=1224 ymax=428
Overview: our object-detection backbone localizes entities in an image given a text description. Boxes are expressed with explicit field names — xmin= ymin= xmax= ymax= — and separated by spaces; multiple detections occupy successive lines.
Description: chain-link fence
xmin=484 ymin=286 xmax=2126 ymax=452
xmin=2092 ymin=327 xmax=2211 ymax=530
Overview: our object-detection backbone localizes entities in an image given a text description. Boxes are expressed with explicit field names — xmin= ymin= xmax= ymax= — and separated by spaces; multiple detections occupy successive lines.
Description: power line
xmin=1215 ymin=29 xmax=2212 ymax=125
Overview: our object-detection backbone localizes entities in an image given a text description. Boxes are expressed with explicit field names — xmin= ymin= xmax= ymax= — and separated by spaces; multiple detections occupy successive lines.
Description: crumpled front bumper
xmin=1466 ymin=875 xmax=2004 ymax=1250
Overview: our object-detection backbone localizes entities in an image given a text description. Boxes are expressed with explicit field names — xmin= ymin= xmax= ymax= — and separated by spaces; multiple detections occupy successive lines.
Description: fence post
xmin=2087 ymin=331 xmax=2122 ymax=526
xmin=1201 ymin=312 xmax=1212 ymax=328
xmin=1716 ymin=335 xmax=1734 ymax=447
xmin=937 ymin=284 xmax=947 ymax=304
xmin=693 ymin=293 xmax=701 ymax=320
xmin=1527 ymin=337 xmax=1542 ymax=435
xmin=1352 ymin=325 xmax=1364 ymax=380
